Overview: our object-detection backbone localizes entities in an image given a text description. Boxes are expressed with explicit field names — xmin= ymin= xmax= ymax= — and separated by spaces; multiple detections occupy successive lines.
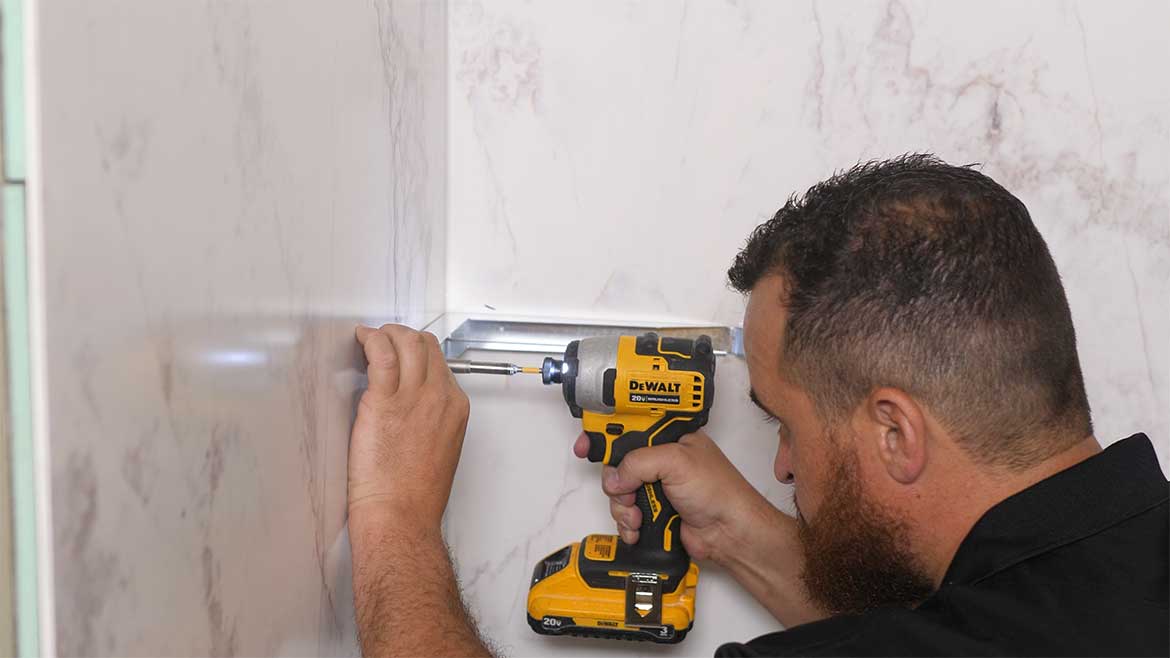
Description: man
xmin=347 ymin=155 xmax=1169 ymax=657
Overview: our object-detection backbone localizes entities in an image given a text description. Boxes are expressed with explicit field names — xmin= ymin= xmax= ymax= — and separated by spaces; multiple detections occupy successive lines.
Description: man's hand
xmin=349 ymin=324 xmax=470 ymax=527
xmin=348 ymin=324 xmax=492 ymax=658
xmin=574 ymin=431 xmax=762 ymax=562
xmin=574 ymin=430 xmax=829 ymax=627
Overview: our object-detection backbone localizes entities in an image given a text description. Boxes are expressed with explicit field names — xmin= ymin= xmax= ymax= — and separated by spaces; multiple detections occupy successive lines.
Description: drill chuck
xmin=541 ymin=357 xmax=566 ymax=384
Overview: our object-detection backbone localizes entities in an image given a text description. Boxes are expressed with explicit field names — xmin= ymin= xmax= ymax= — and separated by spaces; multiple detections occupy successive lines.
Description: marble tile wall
xmin=446 ymin=1 xmax=1168 ymax=655
xmin=36 ymin=0 xmax=446 ymax=655
xmin=27 ymin=0 xmax=1168 ymax=655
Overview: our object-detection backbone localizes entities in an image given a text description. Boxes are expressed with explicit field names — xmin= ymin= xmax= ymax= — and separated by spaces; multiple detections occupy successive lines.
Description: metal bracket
xmin=624 ymin=572 xmax=663 ymax=628
xmin=430 ymin=315 xmax=744 ymax=359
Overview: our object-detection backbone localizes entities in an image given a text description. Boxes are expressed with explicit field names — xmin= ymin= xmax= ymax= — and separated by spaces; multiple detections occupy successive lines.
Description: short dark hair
xmin=729 ymin=154 xmax=1093 ymax=470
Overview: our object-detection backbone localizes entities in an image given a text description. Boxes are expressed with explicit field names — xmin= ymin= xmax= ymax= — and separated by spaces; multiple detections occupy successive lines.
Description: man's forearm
xmin=715 ymin=491 xmax=829 ymax=628
xmin=350 ymin=504 xmax=492 ymax=658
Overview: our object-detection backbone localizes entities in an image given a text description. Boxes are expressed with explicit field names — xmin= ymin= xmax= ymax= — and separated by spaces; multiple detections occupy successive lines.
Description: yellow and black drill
xmin=448 ymin=331 xmax=716 ymax=642
xmin=526 ymin=332 xmax=716 ymax=643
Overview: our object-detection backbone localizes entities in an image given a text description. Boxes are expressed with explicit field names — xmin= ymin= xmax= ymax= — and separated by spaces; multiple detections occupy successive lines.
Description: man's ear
xmin=860 ymin=387 xmax=929 ymax=484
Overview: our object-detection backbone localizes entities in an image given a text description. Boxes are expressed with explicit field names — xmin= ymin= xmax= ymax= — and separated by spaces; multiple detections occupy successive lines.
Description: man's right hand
xmin=574 ymin=430 xmax=829 ymax=627
xmin=572 ymin=430 xmax=763 ymax=562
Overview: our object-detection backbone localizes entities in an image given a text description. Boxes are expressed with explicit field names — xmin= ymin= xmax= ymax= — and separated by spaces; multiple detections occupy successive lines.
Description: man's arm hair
xmin=352 ymin=507 xmax=494 ymax=658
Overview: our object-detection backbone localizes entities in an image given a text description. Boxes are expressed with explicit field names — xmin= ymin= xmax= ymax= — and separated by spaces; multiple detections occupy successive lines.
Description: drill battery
xmin=527 ymin=534 xmax=700 ymax=643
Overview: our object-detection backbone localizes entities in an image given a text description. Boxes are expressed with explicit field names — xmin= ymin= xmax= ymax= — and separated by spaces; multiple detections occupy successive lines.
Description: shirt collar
xmin=941 ymin=433 xmax=1168 ymax=587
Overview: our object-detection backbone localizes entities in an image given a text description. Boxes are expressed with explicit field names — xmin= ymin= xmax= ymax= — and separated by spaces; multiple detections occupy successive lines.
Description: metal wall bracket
xmin=429 ymin=315 xmax=743 ymax=359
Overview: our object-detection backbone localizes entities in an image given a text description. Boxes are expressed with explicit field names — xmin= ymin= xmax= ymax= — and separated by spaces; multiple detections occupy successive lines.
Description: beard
xmin=795 ymin=438 xmax=934 ymax=616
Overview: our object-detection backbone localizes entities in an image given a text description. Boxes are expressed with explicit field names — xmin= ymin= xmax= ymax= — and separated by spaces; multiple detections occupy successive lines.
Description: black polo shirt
xmin=716 ymin=433 xmax=1169 ymax=657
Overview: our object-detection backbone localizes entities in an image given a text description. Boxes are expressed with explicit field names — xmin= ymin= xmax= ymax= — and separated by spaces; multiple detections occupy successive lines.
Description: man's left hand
xmin=348 ymin=324 xmax=470 ymax=529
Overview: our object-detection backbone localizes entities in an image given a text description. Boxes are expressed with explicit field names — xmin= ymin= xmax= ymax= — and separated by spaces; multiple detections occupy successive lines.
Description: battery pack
xmin=526 ymin=535 xmax=699 ymax=644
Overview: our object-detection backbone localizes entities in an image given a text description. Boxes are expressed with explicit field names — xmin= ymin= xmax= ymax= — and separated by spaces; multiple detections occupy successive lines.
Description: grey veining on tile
xmin=445 ymin=0 xmax=1167 ymax=450
xmin=37 ymin=0 xmax=446 ymax=655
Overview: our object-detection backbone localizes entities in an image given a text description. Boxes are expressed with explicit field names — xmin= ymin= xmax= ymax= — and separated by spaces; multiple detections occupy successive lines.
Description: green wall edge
xmin=4 ymin=183 xmax=38 ymax=657
xmin=1 ymin=0 xmax=25 ymax=181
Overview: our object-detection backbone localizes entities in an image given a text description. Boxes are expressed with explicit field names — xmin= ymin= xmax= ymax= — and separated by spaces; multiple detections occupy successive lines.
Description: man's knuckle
xmin=620 ymin=451 xmax=642 ymax=472
xmin=364 ymin=337 xmax=397 ymax=364
xmin=370 ymin=351 xmax=398 ymax=371
xmin=663 ymin=443 xmax=688 ymax=468
xmin=436 ymin=385 xmax=463 ymax=406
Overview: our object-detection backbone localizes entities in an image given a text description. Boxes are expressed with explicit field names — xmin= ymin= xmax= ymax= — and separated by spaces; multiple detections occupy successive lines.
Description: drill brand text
xmin=628 ymin=380 xmax=682 ymax=393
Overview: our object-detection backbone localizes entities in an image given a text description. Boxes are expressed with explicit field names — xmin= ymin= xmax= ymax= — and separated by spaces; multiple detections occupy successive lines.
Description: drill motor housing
xmin=527 ymin=333 xmax=716 ymax=643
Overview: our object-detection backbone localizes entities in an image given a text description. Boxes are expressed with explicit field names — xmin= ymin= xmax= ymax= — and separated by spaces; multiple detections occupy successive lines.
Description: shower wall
xmin=444 ymin=1 xmax=1169 ymax=655
xmin=35 ymin=1 xmax=446 ymax=654
xmin=19 ymin=1 xmax=1167 ymax=656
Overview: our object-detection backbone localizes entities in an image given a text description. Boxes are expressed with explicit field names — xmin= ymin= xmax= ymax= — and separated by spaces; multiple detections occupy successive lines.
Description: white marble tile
xmin=447 ymin=0 xmax=1167 ymax=452
xmin=32 ymin=0 xmax=1169 ymax=655
xmin=36 ymin=0 xmax=446 ymax=654
xmin=446 ymin=0 xmax=1169 ymax=653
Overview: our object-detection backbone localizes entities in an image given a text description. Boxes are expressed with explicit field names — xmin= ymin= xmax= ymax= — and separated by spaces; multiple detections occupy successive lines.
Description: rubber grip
xmin=634 ymin=480 xmax=685 ymax=559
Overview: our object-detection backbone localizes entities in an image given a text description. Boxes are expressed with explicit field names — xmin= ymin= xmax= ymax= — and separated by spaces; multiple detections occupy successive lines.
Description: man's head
xmin=730 ymin=154 xmax=1093 ymax=614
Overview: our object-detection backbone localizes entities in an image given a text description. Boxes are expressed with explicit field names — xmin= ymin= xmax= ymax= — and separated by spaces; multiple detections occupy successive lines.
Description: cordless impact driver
xmin=525 ymin=332 xmax=716 ymax=643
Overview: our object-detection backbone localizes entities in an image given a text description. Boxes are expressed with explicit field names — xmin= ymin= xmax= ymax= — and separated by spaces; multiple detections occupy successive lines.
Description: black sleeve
xmin=711 ymin=615 xmax=872 ymax=658
xmin=714 ymin=641 xmax=760 ymax=657
xmin=715 ymin=607 xmax=1003 ymax=657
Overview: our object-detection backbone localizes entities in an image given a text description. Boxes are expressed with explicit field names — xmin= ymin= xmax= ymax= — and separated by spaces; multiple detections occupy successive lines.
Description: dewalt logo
xmin=628 ymin=380 xmax=681 ymax=393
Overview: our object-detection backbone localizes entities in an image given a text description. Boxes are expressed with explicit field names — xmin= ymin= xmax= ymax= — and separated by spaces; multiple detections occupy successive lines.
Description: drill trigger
xmin=584 ymin=431 xmax=607 ymax=463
